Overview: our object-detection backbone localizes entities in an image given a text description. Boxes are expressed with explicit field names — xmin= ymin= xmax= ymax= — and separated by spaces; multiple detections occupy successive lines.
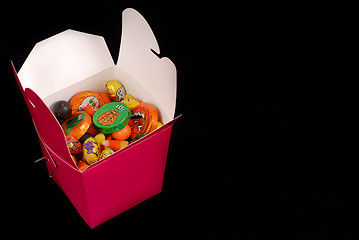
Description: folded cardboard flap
xmin=13 ymin=8 xmax=178 ymax=172
xmin=118 ymin=8 xmax=177 ymax=120
xmin=18 ymin=30 xmax=114 ymax=100
xmin=17 ymin=8 xmax=176 ymax=121
xmin=25 ymin=87 xmax=76 ymax=169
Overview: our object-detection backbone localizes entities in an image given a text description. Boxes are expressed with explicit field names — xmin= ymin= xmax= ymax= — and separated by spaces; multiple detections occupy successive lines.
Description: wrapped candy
xmin=69 ymin=90 xmax=105 ymax=115
xmin=82 ymin=137 xmax=100 ymax=165
xmin=106 ymin=80 xmax=126 ymax=102
xmin=65 ymin=135 xmax=82 ymax=155
xmin=121 ymin=98 xmax=139 ymax=110
xmin=99 ymin=148 xmax=115 ymax=160
xmin=128 ymin=103 xmax=158 ymax=139
xmin=62 ymin=111 xmax=92 ymax=140
xmin=93 ymin=102 xmax=132 ymax=134
xmin=56 ymin=79 xmax=163 ymax=168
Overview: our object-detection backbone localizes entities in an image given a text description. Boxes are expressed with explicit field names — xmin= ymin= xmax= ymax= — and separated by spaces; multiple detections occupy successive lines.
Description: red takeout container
xmin=11 ymin=8 xmax=180 ymax=228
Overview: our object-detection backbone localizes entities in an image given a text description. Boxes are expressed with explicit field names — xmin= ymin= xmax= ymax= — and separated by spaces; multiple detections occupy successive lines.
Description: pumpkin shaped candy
xmin=128 ymin=103 xmax=158 ymax=139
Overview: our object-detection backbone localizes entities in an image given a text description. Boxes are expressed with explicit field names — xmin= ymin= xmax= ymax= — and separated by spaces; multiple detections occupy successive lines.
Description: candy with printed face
xmin=128 ymin=103 xmax=158 ymax=139
xmin=62 ymin=111 xmax=92 ymax=140
xmin=65 ymin=135 xmax=82 ymax=155
xmin=69 ymin=90 xmax=105 ymax=115
xmin=106 ymin=80 xmax=126 ymax=102
xmin=82 ymin=137 xmax=100 ymax=165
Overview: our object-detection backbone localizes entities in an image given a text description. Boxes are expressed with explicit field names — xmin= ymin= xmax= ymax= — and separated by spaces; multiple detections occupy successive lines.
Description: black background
xmin=2 ymin=1 xmax=359 ymax=239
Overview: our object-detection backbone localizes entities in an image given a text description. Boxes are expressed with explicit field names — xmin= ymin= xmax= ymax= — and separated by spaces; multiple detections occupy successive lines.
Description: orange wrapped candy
xmin=61 ymin=111 xmax=92 ymax=139
xmin=84 ymin=105 xmax=97 ymax=117
xmin=65 ymin=135 xmax=82 ymax=154
xmin=128 ymin=103 xmax=158 ymax=139
xmin=99 ymin=93 xmax=112 ymax=104
xmin=69 ymin=90 xmax=105 ymax=115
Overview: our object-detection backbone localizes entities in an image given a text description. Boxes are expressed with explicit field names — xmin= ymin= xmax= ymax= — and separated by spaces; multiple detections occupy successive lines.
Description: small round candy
xmin=94 ymin=133 xmax=106 ymax=145
xmin=93 ymin=102 xmax=132 ymax=134
xmin=69 ymin=90 xmax=105 ymax=115
xmin=106 ymin=80 xmax=126 ymax=102
xmin=65 ymin=135 xmax=82 ymax=155
xmin=53 ymin=100 xmax=72 ymax=119
xmin=82 ymin=137 xmax=100 ymax=165
xmin=61 ymin=111 xmax=92 ymax=139
xmin=111 ymin=124 xmax=131 ymax=141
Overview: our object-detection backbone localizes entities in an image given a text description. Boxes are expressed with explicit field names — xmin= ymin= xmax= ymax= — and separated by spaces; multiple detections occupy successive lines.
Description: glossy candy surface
xmin=93 ymin=102 xmax=132 ymax=134
xmin=65 ymin=135 xmax=82 ymax=154
xmin=62 ymin=111 xmax=92 ymax=139
xmin=82 ymin=137 xmax=100 ymax=165
xmin=69 ymin=90 xmax=105 ymax=115
xmin=121 ymin=98 xmax=139 ymax=110
xmin=102 ymin=140 xmax=128 ymax=151
xmin=111 ymin=124 xmax=131 ymax=141
xmin=53 ymin=100 xmax=72 ymax=119
xmin=106 ymin=80 xmax=126 ymax=102
xmin=99 ymin=148 xmax=115 ymax=160
xmin=129 ymin=103 xmax=158 ymax=139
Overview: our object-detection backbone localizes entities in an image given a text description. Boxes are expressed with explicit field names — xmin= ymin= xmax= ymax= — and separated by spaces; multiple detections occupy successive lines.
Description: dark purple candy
xmin=53 ymin=100 xmax=72 ymax=119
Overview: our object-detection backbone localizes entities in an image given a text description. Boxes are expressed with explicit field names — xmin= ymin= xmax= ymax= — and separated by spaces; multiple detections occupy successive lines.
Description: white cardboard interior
xmin=18 ymin=30 xmax=114 ymax=100
xmin=17 ymin=8 xmax=176 ymax=124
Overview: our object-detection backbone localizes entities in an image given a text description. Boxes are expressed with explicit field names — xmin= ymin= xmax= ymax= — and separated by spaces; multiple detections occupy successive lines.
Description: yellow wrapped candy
xmin=123 ymin=94 xmax=134 ymax=99
xmin=106 ymin=80 xmax=126 ymax=102
xmin=99 ymin=148 xmax=115 ymax=160
xmin=82 ymin=137 xmax=100 ymax=165
xmin=121 ymin=98 xmax=139 ymax=110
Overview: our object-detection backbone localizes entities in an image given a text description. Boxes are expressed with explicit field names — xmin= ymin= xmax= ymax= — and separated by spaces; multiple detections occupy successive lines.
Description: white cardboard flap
xmin=18 ymin=30 xmax=114 ymax=100
xmin=118 ymin=8 xmax=177 ymax=120
xmin=17 ymin=8 xmax=176 ymax=121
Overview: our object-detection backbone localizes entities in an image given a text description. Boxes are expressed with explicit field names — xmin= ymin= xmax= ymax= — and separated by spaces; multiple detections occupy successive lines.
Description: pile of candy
xmin=52 ymin=80 xmax=163 ymax=171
